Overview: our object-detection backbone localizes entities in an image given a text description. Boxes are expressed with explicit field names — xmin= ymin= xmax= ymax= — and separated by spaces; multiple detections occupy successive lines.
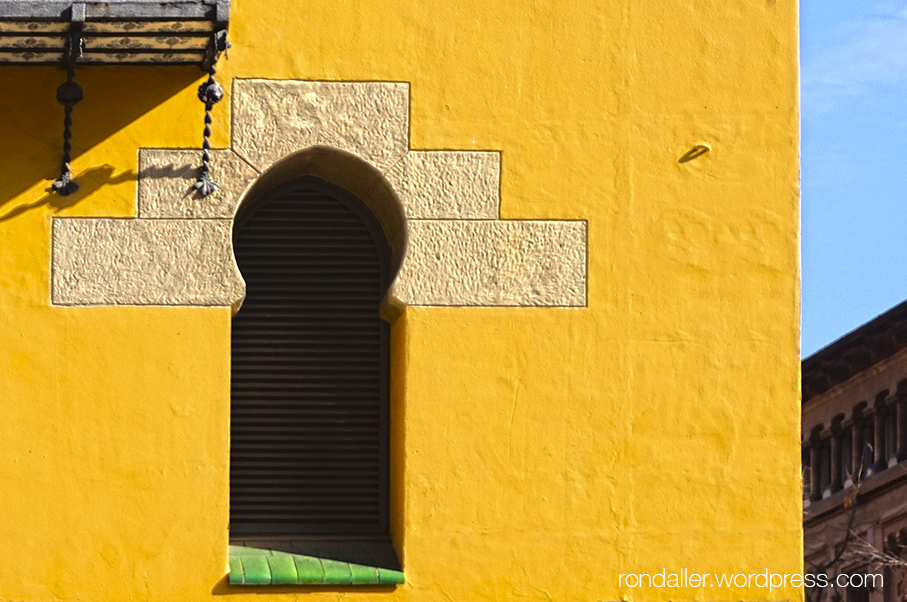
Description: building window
xmin=819 ymin=442 xmax=831 ymax=494
xmin=841 ymin=431 xmax=852 ymax=484
xmin=862 ymin=424 xmax=874 ymax=477
xmin=229 ymin=176 xmax=392 ymax=543
xmin=803 ymin=446 xmax=812 ymax=500
xmin=846 ymin=569 xmax=871 ymax=602
xmin=885 ymin=408 xmax=897 ymax=463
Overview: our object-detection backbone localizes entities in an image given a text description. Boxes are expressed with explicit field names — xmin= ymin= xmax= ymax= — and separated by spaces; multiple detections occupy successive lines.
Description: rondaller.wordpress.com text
xmin=618 ymin=569 xmax=882 ymax=592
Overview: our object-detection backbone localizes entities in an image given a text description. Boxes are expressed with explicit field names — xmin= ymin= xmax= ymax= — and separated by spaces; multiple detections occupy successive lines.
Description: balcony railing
xmin=0 ymin=0 xmax=229 ymax=67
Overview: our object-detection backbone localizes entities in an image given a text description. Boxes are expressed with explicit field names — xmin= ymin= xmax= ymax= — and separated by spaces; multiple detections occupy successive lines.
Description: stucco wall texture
xmin=0 ymin=0 xmax=801 ymax=601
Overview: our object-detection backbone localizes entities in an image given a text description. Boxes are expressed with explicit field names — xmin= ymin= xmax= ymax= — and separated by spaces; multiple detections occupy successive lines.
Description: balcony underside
xmin=0 ymin=1 xmax=228 ymax=66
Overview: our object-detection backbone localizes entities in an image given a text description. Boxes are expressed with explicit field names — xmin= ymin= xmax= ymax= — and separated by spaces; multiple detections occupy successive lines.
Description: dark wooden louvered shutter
xmin=230 ymin=177 xmax=390 ymax=538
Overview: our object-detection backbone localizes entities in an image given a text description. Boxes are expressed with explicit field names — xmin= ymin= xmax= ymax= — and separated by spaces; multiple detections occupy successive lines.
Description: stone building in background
xmin=803 ymin=299 xmax=907 ymax=602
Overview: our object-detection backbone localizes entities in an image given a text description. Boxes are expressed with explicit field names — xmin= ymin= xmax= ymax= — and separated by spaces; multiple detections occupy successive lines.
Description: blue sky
xmin=801 ymin=0 xmax=907 ymax=357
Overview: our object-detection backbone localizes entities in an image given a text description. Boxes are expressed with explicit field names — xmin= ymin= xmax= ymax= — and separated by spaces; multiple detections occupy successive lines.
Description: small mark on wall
xmin=678 ymin=144 xmax=711 ymax=164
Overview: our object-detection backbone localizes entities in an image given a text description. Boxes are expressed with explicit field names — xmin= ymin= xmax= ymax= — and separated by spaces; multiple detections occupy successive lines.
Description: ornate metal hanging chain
xmin=53 ymin=30 xmax=84 ymax=196
xmin=195 ymin=30 xmax=230 ymax=197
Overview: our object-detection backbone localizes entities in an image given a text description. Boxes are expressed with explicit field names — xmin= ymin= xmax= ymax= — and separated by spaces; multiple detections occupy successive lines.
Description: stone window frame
xmin=52 ymin=79 xmax=587 ymax=310
xmin=50 ymin=78 xmax=589 ymax=586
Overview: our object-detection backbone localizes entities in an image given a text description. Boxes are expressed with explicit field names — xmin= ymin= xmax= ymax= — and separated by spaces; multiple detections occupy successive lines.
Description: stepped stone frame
xmin=51 ymin=79 xmax=588 ymax=309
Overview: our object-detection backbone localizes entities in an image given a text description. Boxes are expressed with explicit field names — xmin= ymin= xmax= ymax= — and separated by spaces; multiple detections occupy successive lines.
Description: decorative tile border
xmin=52 ymin=79 xmax=587 ymax=308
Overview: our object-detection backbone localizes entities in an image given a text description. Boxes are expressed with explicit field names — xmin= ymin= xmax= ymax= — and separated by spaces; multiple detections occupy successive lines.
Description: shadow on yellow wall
xmin=0 ymin=164 xmax=135 ymax=221
xmin=0 ymin=65 xmax=199 ymax=205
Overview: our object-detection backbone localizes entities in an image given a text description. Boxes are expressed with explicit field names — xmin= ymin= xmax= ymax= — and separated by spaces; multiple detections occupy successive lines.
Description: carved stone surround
xmin=52 ymin=80 xmax=587 ymax=308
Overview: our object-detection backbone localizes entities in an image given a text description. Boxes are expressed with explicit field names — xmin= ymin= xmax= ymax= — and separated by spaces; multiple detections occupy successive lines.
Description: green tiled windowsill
xmin=228 ymin=545 xmax=404 ymax=586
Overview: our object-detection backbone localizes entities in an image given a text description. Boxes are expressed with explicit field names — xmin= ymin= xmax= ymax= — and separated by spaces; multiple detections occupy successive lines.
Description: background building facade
xmin=0 ymin=0 xmax=801 ymax=600
xmin=803 ymin=301 xmax=907 ymax=602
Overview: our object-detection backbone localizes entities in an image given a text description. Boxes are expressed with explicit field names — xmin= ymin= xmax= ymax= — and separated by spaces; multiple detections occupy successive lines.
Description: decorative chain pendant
xmin=53 ymin=30 xmax=84 ymax=196
xmin=194 ymin=30 xmax=230 ymax=197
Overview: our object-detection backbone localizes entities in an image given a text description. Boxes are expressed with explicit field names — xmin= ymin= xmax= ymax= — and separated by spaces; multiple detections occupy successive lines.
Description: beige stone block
xmin=394 ymin=220 xmax=587 ymax=306
xmin=52 ymin=218 xmax=244 ymax=307
xmin=232 ymin=80 xmax=409 ymax=173
xmin=138 ymin=149 xmax=259 ymax=218
xmin=384 ymin=151 xmax=500 ymax=219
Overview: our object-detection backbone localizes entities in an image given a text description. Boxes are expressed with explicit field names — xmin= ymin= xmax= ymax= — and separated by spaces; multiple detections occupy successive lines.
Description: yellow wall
xmin=0 ymin=0 xmax=801 ymax=600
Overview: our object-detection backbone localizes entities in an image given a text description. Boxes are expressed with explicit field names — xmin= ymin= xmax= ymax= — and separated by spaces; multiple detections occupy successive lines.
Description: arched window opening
xmin=229 ymin=176 xmax=394 ymax=549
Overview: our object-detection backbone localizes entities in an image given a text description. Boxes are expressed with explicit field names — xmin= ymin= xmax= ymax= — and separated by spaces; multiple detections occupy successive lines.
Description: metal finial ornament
xmin=194 ymin=30 xmax=230 ymax=197
xmin=53 ymin=30 xmax=84 ymax=196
